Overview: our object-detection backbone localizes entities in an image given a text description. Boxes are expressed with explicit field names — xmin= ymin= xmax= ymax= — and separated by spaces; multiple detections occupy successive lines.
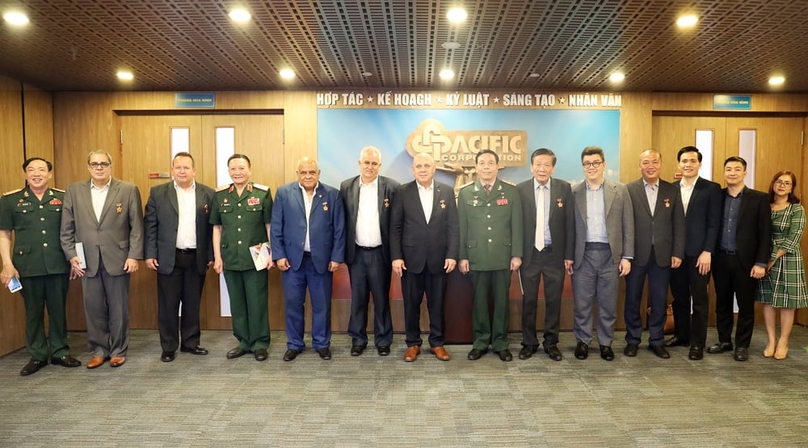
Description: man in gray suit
xmin=144 ymin=152 xmax=215 ymax=362
xmin=571 ymin=146 xmax=634 ymax=361
xmin=60 ymin=149 xmax=144 ymax=369
xmin=624 ymin=149 xmax=685 ymax=359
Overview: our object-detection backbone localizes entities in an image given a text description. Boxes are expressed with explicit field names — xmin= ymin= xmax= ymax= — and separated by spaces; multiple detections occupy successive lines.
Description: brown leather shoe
xmin=109 ymin=356 xmax=126 ymax=368
xmin=430 ymin=346 xmax=451 ymax=361
xmin=404 ymin=345 xmax=420 ymax=362
xmin=86 ymin=357 xmax=105 ymax=369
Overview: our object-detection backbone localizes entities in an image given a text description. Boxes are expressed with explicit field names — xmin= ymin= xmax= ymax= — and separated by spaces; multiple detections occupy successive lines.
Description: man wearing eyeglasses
xmin=571 ymin=146 xmax=634 ymax=361
xmin=60 ymin=150 xmax=144 ymax=369
xmin=339 ymin=147 xmax=399 ymax=357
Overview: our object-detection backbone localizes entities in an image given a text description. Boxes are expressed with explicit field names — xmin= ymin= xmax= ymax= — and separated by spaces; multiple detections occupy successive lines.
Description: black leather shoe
xmin=707 ymin=342 xmax=733 ymax=354
xmin=377 ymin=345 xmax=390 ymax=356
xmin=226 ymin=347 xmax=247 ymax=359
xmin=544 ymin=346 xmax=563 ymax=361
xmin=160 ymin=351 xmax=175 ymax=362
xmin=254 ymin=348 xmax=268 ymax=361
xmin=648 ymin=344 xmax=670 ymax=359
xmin=51 ymin=355 xmax=81 ymax=367
xmin=519 ymin=346 xmax=538 ymax=360
xmin=574 ymin=342 xmax=589 ymax=360
xmin=733 ymin=347 xmax=749 ymax=362
xmin=350 ymin=345 xmax=365 ymax=356
xmin=497 ymin=349 xmax=513 ymax=362
xmin=283 ymin=349 xmax=301 ymax=362
xmin=20 ymin=359 xmax=47 ymax=376
xmin=180 ymin=346 xmax=209 ymax=355
xmin=600 ymin=345 xmax=615 ymax=361
xmin=688 ymin=346 xmax=704 ymax=360
xmin=623 ymin=343 xmax=639 ymax=357
xmin=467 ymin=348 xmax=485 ymax=360
xmin=317 ymin=347 xmax=332 ymax=360
xmin=664 ymin=336 xmax=689 ymax=348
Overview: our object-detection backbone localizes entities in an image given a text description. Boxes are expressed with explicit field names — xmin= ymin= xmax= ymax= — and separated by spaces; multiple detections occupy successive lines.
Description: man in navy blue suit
xmin=271 ymin=157 xmax=346 ymax=361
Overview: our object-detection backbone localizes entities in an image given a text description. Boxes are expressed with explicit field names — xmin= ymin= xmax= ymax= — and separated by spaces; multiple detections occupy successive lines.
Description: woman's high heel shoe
xmin=774 ymin=343 xmax=789 ymax=360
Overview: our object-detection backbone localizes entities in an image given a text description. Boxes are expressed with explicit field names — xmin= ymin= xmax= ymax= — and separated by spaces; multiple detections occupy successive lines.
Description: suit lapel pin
xmin=440 ymin=199 xmax=446 ymax=209
xmin=323 ymin=201 xmax=329 ymax=211
xmin=384 ymin=198 xmax=390 ymax=208
xmin=664 ymin=198 xmax=670 ymax=208
xmin=48 ymin=190 xmax=54 ymax=196
xmin=116 ymin=202 xmax=123 ymax=213
xmin=23 ymin=190 xmax=29 ymax=198
xmin=204 ymin=203 xmax=209 ymax=214
xmin=557 ymin=198 xmax=563 ymax=207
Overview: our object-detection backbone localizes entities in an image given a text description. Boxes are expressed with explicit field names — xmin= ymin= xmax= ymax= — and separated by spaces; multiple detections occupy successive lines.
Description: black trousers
xmin=712 ymin=252 xmax=757 ymax=348
xmin=519 ymin=247 xmax=565 ymax=348
xmin=346 ymin=246 xmax=393 ymax=347
xmin=157 ymin=250 xmax=206 ymax=352
xmin=669 ymin=254 xmax=711 ymax=347
xmin=402 ymin=269 xmax=448 ymax=347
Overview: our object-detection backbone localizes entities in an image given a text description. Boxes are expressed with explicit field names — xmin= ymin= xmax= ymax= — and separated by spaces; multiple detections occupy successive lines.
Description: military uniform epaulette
xmin=2 ymin=188 xmax=22 ymax=197
xmin=251 ymin=183 xmax=270 ymax=191
xmin=459 ymin=181 xmax=475 ymax=190
xmin=500 ymin=180 xmax=516 ymax=187
xmin=50 ymin=188 xmax=65 ymax=193
xmin=216 ymin=184 xmax=231 ymax=192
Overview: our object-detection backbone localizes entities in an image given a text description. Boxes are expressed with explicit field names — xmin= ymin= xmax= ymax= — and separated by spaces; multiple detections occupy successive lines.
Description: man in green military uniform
xmin=458 ymin=149 xmax=523 ymax=362
xmin=0 ymin=157 xmax=81 ymax=375
xmin=211 ymin=154 xmax=274 ymax=362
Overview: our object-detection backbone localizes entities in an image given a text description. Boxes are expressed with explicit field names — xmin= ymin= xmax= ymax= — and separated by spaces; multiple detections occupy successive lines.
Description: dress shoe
xmin=518 ymin=346 xmax=538 ymax=360
xmin=317 ymin=347 xmax=332 ymax=360
xmin=20 ymin=359 xmax=47 ymax=376
xmin=664 ymin=336 xmax=689 ymax=348
xmin=226 ymin=347 xmax=247 ymax=359
xmin=623 ymin=343 xmax=639 ymax=357
xmin=109 ymin=357 xmax=126 ymax=368
xmin=254 ymin=349 xmax=268 ymax=361
xmin=763 ymin=342 xmax=776 ymax=358
xmin=707 ymin=342 xmax=733 ymax=354
xmin=774 ymin=343 xmax=789 ymax=360
xmin=467 ymin=348 xmax=485 ymax=361
xmin=688 ymin=346 xmax=704 ymax=360
xmin=350 ymin=345 xmax=366 ymax=356
xmin=160 ymin=351 xmax=175 ymax=362
xmin=544 ymin=346 xmax=563 ymax=361
xmin=497 ymin=349 xmax=513 ymax=362
xmin=648 ymin=344 xmax=670 ymax=359
xmin=404 ymin=345 xmax=421 ymax=362
xmin=733 ymin=347 xmax=748 ymax=362
xmin=283 ymin=349 xmax=301 ymax=362
xmin=377 ymin=345 xmax=390 ymax=356
xmin=574 ymin=342 xmax=589 ymax=360
xmin=180 ymin=346 xmax=209 ymax=356
xmin=430 ymin=346 xmax=451 ymax=361
xmin=599 ymin=345 xmax=614 ymax=361
xmin=51 ymin=355 xmax=81 ymax=368
xmin=86 ymin=357 xmax=105 ymax=369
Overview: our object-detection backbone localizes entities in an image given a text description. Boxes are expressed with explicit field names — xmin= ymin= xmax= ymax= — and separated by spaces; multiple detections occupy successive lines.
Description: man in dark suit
xmin=624 ymin=149 xmax=685 ymax=359
xmin=390 ymin=153 xmax=458 ymax=362
xmin=144 ymin=152 xmax=215 ymax=362
xmin=708 ymin=156 xmax=772 ymax=361
xmin=271 ymin=157 xmax=346 ymax=361
xmin=60 ymin=149 xmax=144 ymax=369
xmin=666 ymin=146 xmax=722 ymax=360
xmin=516 ymin=148 xmax=574 ymax=362
xmin=340 ymin=146 xmax=399 ymax=357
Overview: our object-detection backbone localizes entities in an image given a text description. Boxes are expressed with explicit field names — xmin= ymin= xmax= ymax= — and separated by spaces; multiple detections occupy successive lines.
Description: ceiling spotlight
xmin=361 ymin=71 xmax=373 ymax=77
xmin=280 ymin=69 xmax=295 ymax=80
xmin=116 ymin=71 xmax=134 ymax=81
xmin=439 ymin=69 xmax=455 ymax=80
xmin=528 ymin=73 xmax=540 ymax=78
xmin=676 ymin=14 xmax=698 ymax=28
xmin=228 ymin=8 xmax=251 ymax=23
xmin=3 ymin=11 xmax=29 ymax=25
xmin=441 ymin=41 xmax=461 ymax=50
xmin=769 ymin=76 xmax=785 ymax=86
xmin=609 ymin=72 xmax=625 ymax=82
xmin=447 ymin=7 xmax=467 ymax=23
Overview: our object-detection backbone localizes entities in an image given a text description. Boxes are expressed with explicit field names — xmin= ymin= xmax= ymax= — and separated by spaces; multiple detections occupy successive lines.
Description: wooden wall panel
xmin=22 ymin=87 xmax=55 ymax=165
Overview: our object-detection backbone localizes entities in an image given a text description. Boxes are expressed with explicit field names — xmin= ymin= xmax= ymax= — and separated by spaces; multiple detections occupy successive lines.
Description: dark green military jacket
xmin=209 ymin=182 xmax=273 ymax=271
xmin=458 ymin=178 xmax=524 ymax=271
xmin=0 ymin=187 xmax=70 ymax=277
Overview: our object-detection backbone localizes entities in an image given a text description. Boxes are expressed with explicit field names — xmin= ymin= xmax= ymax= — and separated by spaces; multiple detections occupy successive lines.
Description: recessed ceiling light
xmin=528 ymin=73 xmax=540 ymax=78
xmin=439 ymin=69 xmax=455 ymax=80
xmin=228 ymin=8 xmax=251 ymax=23
xmin=447 ymin=7 xmax=467 ymax=23
xmin=280 ymin=69 xmax=295 ymax=80
xmin=117 ymin=71 xmax=134 ymax=81
xmin=676 ymin=14 xmax=698 ymax=28
xmin=769 ymin=76 xmax=785 ymax=86
xmin=441 ymin=41 xmax=461 ymax=50
xmin=609 ymin=72 xmax=625 ymax=82
xmin=361 ymin=71 xmax=372 ymax=77
xmin=3 ymin=11 xmax=29 ymax=25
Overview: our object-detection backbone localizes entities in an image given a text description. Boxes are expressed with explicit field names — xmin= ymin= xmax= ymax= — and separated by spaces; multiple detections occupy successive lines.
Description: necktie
xmin=484 ymin=183 xmax=492 ymax=194
xmin=535 ymin=185 xmax=545 ymax=251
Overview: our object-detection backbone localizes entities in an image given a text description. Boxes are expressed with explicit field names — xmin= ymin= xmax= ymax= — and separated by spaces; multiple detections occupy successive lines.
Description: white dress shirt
xmin=355 ymin=177 xmax=382 ymax=247
xmin=90 ymin=178 xmax=111 ymax=222
xmin=299 ymin=183 xmax=318 ymax=252
xmin=174 ymin=180 xmax=197 ymax=250
xmin=417 ymin=181 xmax=434 ymax=224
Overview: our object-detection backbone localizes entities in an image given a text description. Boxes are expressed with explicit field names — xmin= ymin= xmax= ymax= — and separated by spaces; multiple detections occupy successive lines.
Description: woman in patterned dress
xmin=758 ymin=171 xmax=807 ymax=360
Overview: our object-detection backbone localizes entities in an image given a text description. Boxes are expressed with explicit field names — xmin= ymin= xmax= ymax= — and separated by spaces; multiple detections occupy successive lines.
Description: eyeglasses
xmin=89 ymin=162 xmax=111 ymax=169
xmin=582 ymin=161 xmax=603 ymax=169
xmin=775 ymin=180 xmax=792 ymax=187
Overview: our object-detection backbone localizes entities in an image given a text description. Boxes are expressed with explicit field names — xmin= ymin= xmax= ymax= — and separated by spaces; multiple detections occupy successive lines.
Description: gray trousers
xmin=82 ymin=258 xmax=131 ymax=358
xmin=572 ymin=247 xmax=618 ymax=346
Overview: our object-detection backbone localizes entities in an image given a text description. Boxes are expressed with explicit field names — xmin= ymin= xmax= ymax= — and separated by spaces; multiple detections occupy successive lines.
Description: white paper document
xmin=250 ymin=242 xmax=271 ymax=271
xmin=75 ymin=242 xmax=87 ymax=269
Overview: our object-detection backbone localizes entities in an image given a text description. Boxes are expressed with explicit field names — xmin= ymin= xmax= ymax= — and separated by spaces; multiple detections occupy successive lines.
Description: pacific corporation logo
xmin=405 ymin=119 xmax=527 ymax=167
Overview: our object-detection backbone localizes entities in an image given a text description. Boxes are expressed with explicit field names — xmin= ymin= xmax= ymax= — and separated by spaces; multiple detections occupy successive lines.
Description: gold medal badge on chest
xmin=664 ymin=198 xmax=670 ymax=208
xmin=384 ymin=198 xmax=390 ymax=208
xmin=323 ymin=201 xmax=329 ymax=211
xmin=440 ymin=199 xmax=446 ymax=209
xmin=116 ymin=203 xmax=123 ymax=213
xmin=557 ymin=198 xmax=563 ymax=208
